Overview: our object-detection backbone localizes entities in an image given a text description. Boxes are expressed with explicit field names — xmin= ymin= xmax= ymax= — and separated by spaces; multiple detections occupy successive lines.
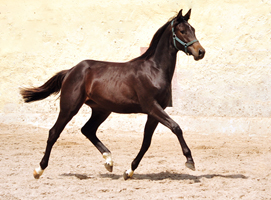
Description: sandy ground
xmin=0 ymin=123 xmax=271 ymax=200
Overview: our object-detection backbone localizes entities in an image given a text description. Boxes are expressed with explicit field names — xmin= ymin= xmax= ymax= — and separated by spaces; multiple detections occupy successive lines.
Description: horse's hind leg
xmin=33 ymin=111 xmax=74 ymax=178
xmin=34 ymin=103 xmax=84 ymax=179
xmin=34 ymin=95 xmax=85 ymax=179
xmin=81 ymin=109 xmax=113 ymax=172
xmin=124 ymin=116 xmax=158 ymax=180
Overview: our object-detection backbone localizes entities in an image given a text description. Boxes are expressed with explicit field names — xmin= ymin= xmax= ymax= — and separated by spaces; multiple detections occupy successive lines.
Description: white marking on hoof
xmin=103 ymin=152 xmax=113 ymax=172
xmin=123 ymin=168 xmax=134 ymax=180
xmin=33 ymin=166 xmax=44 ymax=179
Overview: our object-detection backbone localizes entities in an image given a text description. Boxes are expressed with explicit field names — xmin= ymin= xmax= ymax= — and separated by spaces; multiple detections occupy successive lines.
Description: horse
xmin=20 ymin=9 xmax=205 ymax=180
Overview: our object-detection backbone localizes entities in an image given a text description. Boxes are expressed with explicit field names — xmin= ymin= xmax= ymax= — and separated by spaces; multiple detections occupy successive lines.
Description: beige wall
xmin=0 ymin=0 xmax=270 ymax=134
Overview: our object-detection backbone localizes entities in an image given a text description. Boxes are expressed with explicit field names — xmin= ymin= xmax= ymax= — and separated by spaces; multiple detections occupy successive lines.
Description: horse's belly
xmin=86 ymin=97 xmax=142 ymax=113
xmin=86 ymin=86 xmax=142 ymax=113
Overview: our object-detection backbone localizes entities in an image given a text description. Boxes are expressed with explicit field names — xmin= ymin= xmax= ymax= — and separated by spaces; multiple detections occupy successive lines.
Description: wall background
xmin=0 ymin=0 xmax=270 ymax=135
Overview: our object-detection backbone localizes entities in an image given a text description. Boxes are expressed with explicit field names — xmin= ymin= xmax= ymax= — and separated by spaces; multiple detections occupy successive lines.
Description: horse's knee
xmin=172 ymin=124 xmax=183 ymax=136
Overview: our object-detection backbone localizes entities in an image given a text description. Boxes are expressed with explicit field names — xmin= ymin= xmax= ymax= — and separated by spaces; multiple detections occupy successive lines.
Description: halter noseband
xmin=171 ymin=20 xmax=198 ymax=54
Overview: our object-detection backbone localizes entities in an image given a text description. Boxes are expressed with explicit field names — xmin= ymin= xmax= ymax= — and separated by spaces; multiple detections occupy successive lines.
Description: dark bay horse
xmin=20 ymin=9 xmax=205 ymax=180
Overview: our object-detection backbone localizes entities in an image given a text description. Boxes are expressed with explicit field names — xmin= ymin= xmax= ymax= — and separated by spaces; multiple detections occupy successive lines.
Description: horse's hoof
xmin=33 ymin=169 xmax=40 ymax=179
xmin=185 ymin=162 xmax=196 ymax=171
xmin=123 ymin=171 xmax=130 ymax=180
xmin=104 ymin=163 xmax=113 ymax=172
xmin=103 ymin=152 xmax=113 ymax=172
xmin=33 ymin=166 xmax=44 ymax=179
xmin=123 ymin=169 xmax=134 ymax=180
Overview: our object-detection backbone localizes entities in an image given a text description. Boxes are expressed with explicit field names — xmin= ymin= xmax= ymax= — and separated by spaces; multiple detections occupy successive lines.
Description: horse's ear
xmin=176 ymin=9 xmax=183 ymax=21
xmin=183 ymin=9 xmax=191 ymax=21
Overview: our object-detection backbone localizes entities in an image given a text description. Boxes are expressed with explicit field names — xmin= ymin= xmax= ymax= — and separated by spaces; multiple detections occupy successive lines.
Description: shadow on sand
xmin=60 ymin=171 xmax=248 ymax=182
xmin=60 ymin=173 xmax=93 ymax=180
xmin=100 ymin=171 xmax=248 ymax=182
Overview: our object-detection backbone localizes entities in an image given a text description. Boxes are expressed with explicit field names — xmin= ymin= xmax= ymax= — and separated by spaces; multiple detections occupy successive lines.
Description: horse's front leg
xmin=124 ymin=116 xmax=158 ymax=180
xmin=148 ymin=101 xmax=195 ymax=171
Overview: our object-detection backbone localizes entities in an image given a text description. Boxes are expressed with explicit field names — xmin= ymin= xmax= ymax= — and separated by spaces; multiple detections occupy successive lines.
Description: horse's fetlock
xmin=40 ymin=161 xmax=48 ymax=170
xmin=183 ymin=148 xmax=191 ymax=157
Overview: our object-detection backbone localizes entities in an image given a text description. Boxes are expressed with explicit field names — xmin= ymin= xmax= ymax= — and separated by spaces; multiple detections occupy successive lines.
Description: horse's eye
xmin=180 ymin=31 xmax=185 ymax=34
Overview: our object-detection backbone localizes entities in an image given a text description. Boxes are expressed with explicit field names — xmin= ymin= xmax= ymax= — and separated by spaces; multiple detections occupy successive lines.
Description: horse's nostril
xmin=199 ymin=49 xmax=205 ymax=57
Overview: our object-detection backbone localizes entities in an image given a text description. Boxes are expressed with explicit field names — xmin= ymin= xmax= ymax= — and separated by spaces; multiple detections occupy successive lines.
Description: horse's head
xmin=171 ymin=9 xmax=205 ymax=61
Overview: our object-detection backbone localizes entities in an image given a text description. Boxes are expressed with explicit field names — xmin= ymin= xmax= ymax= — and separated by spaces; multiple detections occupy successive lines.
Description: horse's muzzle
xmin=193 ymin=46 xmax=205 ymax=61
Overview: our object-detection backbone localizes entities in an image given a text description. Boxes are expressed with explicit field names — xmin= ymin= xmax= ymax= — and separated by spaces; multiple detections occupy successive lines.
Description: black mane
xmin=132 ymin=19 xmax=173 ymax=61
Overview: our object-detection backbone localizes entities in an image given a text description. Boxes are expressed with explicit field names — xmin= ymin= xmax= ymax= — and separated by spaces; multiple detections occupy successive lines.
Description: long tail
xmin=20 ymin=70 xmax=69 ymax=103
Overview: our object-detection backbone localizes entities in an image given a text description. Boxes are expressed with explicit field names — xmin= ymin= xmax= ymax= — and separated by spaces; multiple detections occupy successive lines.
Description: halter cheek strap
xmin=171 ymin=20 xmax=198 ymax=54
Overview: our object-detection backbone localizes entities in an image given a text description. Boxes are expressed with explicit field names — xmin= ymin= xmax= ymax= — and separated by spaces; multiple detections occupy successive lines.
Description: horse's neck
xmin=153 ymin=29 xmax=178 ymax=82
